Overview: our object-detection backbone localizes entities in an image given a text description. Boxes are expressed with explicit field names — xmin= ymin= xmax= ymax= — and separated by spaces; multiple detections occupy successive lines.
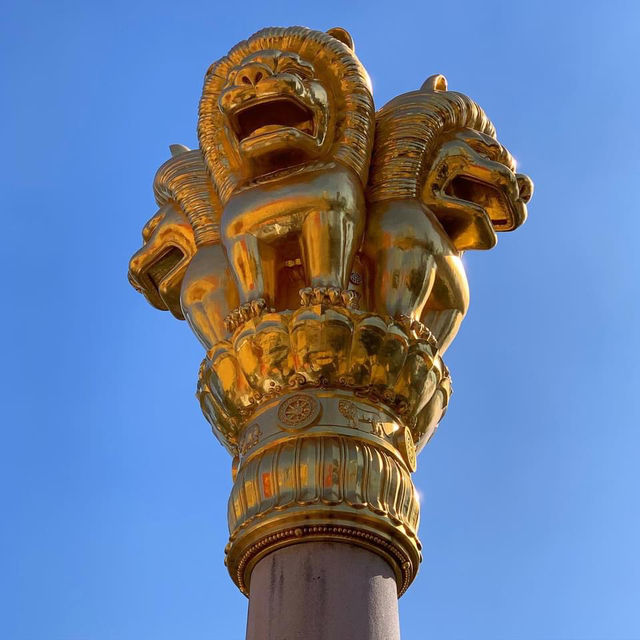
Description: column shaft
xmin=245 ymin=542 xmax=401 ymax=640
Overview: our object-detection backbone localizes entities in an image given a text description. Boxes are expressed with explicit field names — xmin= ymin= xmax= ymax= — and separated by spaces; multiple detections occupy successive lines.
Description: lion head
xmin=367 ymin=75 xmax=533 ymax=251
xmin=128 ymin=145 xmax=221 ymax=318
xmin=198 ymin=26 xmax=375 ymax=204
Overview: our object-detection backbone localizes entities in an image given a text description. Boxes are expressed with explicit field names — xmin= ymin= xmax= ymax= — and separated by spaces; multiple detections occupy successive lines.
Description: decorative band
xmin=235 ymin=391 xmax=416 ymax=473
xmin=230 ymin=523 xmax=418 ymax=597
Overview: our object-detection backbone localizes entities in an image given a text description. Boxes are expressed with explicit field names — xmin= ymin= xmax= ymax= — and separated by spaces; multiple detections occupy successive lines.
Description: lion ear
xmin=169 ymin=144 xmax=191 ymax=157
xmin=327 ymin=27 xmax=354 ymax=51
xmin=421 ymin=74 xmax=448 ymax=92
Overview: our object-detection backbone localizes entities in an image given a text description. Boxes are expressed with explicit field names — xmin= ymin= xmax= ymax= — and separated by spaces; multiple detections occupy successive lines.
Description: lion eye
xmin=467 ymin=140 xmax=496 ymax=160
xmin=281 ymin=65 xmax=311 ymax=79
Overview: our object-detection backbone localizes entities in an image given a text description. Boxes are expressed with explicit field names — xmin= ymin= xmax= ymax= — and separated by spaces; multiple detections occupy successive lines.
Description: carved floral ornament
xmin=128 ymin=26 xmax=532 ymax=596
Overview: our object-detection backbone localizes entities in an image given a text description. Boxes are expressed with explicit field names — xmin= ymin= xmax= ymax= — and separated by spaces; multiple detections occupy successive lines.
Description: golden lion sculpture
xmin=128 ymin=144 xmax=202 ymax=319
xmin=128 ymin=26 xmax=533 ymax=598
xmin=198 ymin=26 xmax=375 ymax=318
xmin=128 ymin=144 xmax=237 ymax=345
xmin=363 ymin=74 xmax=533 ymax=352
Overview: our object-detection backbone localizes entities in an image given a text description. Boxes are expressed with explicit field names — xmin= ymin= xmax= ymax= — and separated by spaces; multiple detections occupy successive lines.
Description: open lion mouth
xmin=231 ymin=96 xmax=315 ymax=143
xmin=146 ymin=245 xmax=186 ymax=290
xmin=445 ymin=175 xmax=515 ymax=230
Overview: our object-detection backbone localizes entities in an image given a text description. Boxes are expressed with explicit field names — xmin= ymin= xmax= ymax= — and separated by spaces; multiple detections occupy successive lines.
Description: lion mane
xmin=152 ymin=148 xmax=221 ymax=246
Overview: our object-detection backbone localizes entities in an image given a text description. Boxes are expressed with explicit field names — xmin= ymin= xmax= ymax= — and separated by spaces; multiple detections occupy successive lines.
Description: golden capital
xmin=128 ymin=26 xmax=532 ymax=596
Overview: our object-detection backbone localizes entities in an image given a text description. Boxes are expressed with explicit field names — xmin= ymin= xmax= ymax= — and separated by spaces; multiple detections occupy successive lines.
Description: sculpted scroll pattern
xmin=128 ymin=25 xmax=532 ymax=596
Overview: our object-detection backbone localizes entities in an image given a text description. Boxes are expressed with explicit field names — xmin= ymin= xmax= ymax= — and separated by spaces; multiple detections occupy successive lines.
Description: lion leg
xmin=363 ymin=201 xmax=438 ymax=320
xmin=225 ymin=233 xmax=273 ymax=306
xmin=372 ymin=243 xmax=436 ymax=320
xmin=180 ymin=244 xmax=239 ymax=349
xmin=299 ymin=209 xmax=358 ymax=293
xmin=420 ymin=255 xmax=469 ymax=353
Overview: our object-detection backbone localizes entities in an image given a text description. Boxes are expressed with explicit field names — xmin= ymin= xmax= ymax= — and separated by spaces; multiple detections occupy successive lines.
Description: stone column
xmin=246 ymin=542 xmax=401 ymax=640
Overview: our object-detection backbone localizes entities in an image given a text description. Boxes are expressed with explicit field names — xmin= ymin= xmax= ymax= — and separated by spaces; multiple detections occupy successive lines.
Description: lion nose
xmin=516 ymin=173 xmax=534 ymax=203
xmin=237 ymin=63 xmax=272 ymax=87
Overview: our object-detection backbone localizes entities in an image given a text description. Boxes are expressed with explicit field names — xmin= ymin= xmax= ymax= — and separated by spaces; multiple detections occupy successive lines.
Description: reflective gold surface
xmin=128 ymin=26 xmax=531 ymax=597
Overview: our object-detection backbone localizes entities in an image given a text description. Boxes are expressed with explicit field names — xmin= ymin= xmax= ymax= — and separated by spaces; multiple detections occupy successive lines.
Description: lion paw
xmin=398 ymin=315 xmax=439 ymax=348
xmin=299 ymin=287 xmax=360 ymax=308
xmin=224 ymin=299 xmax=268 ymax=333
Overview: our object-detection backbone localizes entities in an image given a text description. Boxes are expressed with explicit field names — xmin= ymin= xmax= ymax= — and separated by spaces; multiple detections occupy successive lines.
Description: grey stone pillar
xmin=245 ymin=541 xmax=401 ymax=640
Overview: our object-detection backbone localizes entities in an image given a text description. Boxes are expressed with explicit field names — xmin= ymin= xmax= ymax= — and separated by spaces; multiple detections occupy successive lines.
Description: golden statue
xmin=364 ymin=74 xmax=532 ymax=352
xmin=128 ymin=26 xmax=532 ymax=598
xmin=197 ymin=27 xmax=375 ymax=323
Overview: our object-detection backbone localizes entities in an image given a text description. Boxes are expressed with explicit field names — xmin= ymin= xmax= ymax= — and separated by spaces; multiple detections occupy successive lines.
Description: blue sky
xmin=2 ymin=1 xmax=639 ymax=638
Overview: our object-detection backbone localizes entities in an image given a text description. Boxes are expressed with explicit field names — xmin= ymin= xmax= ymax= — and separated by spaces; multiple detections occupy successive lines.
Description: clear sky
xmin=2 ymin=1 xmax=639 ymax=638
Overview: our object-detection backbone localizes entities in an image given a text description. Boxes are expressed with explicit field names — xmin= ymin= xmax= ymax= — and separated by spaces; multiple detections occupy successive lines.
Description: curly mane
xmin=153 ymin=149 xmax=221 ymax=246
xmin=198 ymin=26 xmax=375 ymax=204
xmin=367 ymin=84 xmax=515 ymax=202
